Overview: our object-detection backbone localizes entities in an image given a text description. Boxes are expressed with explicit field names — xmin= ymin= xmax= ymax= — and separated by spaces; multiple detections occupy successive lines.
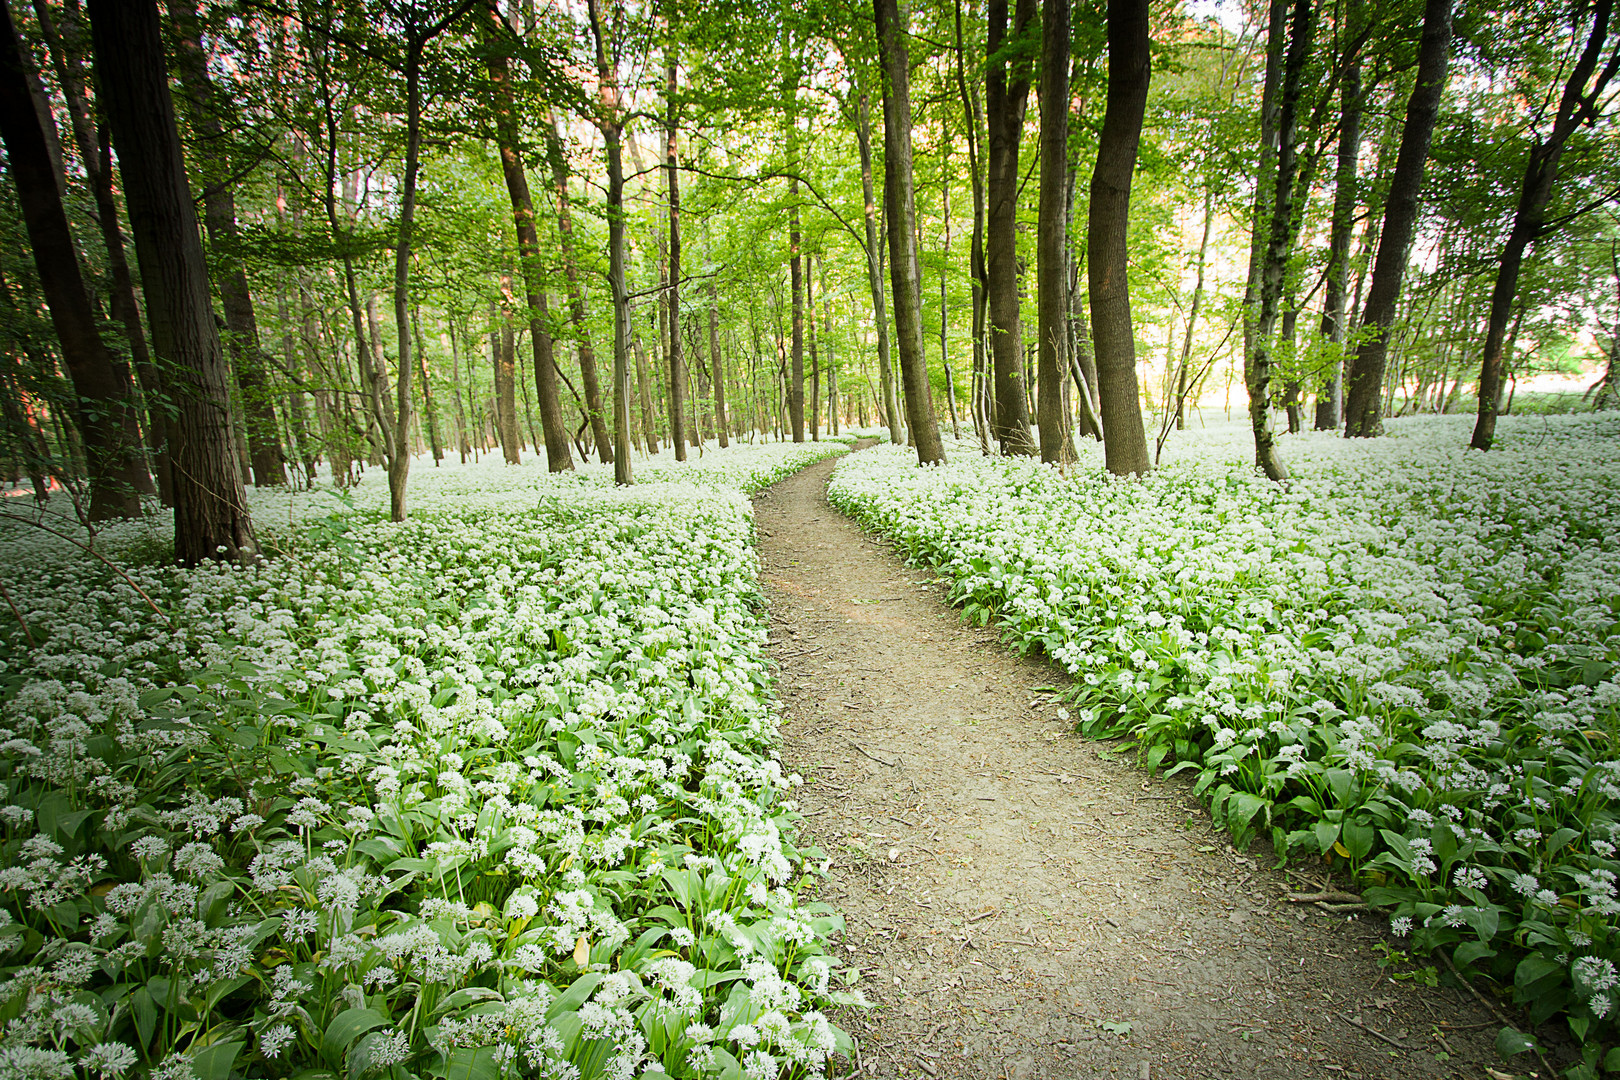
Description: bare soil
xmin=755 ymin=445 xmax=1508 ymax=1080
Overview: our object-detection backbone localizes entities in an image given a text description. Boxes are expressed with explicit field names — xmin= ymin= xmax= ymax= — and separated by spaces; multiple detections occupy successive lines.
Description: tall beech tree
xmin=985 ymin=0 xmax=1038 ymax=454
xmin=852 ymin=82 xmax=903 ymax=441
xmin=1036 ymin=0 xmax=1070 ymax=464
xmin=0 ymin=0 xmax=147 ymax=520
xmin=1316 ymin=0 xmax=1363 ymax=431
xmin=1471 ymin=0 xmax=1618 ymax=450
xmin=1089 ymin=0 xmax=1152 ymax=476
xmin=1344 ymin=0 xmax=1452 ymax=438
xmin=876 ymin=0 xmax=946 ymax=464
xmin=88 ymin=0 xmax=254 ymax=560
xmin=479 ymin=4 xmax=573 ymax=471
xmin=587 ymin=0 xmax=636 ymax=483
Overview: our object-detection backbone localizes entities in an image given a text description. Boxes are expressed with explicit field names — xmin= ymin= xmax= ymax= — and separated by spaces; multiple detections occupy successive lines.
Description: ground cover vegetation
xmin=829 ymin=413 xmax=1620 ymax=1071
xmin=0 ymin=438 xmax=858 ymax=1080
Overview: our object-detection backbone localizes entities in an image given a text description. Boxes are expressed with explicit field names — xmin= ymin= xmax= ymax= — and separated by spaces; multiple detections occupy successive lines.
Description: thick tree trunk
xmin=986 ymin=0 xmax=1039 ymax=455
xmin=1344 ymin=0 xmax=1451 ymax=438
xmin=0 ymin=2 xmax=146 ymax=519
xmin=856 ymin=87 xmax=904 ymax=442
xmin=482 ymin=12 xmax=574 ymax=471
xmin=1316 ymin=14 xmax=1361 ymax=431
xmin=1036 ymin=0 xmax=1070 ymax=464
xmin=876 ymin=0 xmax=946 ymax=465
xmin=1246 ymin=0 xmax=1312 ymax=482
xmin=88 ymin=0 xmax=254 ymax=559
xmin=172 ymin=0 xmax=286 ymax=488
xmin=1472 ymin=0 xmax=1615 ymax=450
xmin=1088 ymin=0 xmax=1153 ymax=476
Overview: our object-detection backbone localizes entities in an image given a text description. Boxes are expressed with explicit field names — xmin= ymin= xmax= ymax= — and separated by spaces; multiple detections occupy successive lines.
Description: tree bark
xmin=1344 ymin=0 xmax=1451 ymax=438
xmin=1471 ymin=0 xmax=1616 ymax=450
xmin=953 ymin=0 xmax=992 ymax=452
xmin=494 ymin=300 xmax=521 ymax=462
xmin=789 ymin=184 xmax=807 ymax=442
xmin=706 ymin=281 xmax=729 ymax=447
xmin=1316 ymin=6 xmax=1361 ymax=431
xmin=0 ymin=1 xmax=146 ymax=519
xmin=172 ymin=0 xmax=286 ymax=488
xmin=876 ymin=0 xmax=946 ymax=465
xmin=545 ymin=117 xmax=613 ymax=464
xmin=665 ymin=42 xmax=689 ymax=460
xmin=481 ymin=7 xmax=574 ymax=470
xmin=986 ymin=0 xmax=1039 ymax=454
xmin=856 ymin=85 xmax=904 ymax=442
xmin=1036 ymin=0 xmax=1070 ymax=464
xmin=88 ymin=0 xmax=254 ymax=560
xmin=1088 ymin=0 xmax=1153 ymax=476
xmin=587 ymin=0 xmax=635 ymax=482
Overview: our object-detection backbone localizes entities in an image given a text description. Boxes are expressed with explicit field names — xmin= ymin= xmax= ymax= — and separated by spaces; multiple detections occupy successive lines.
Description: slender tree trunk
xmin=986 ymin=0 xmax=1039 ymax=454
xmin=1316 ymin=12 xmax=1361 ymax=431
xmin=88 ymin=0 xmax=254 ymax=560
xmin=495 ymin=304 xmax=521 ymax=463
xmin=587 ymin=0 xmax=634 ymax=482
xmin=0 ymin=3 xmax=146 ymax=519
xmin=876 ymin=0 xmax=946 ymax=464
xmin=809 ymin=263 xmax=821 ymax=440
xmin=449 ymin=318 xmax=471 ymax=462
xmin=953 ymin=0 xmax=992 ymax=452
xmin=1246 ymin=0 xmax=1312 ymax=482
xmin=789 ymin=183 xmax=807 ymax=442
xmin=1089 ymin=0 xmax=1153 ymax=475
xmin=545 ymin=118 xmax=613 ymax=464
xmin=172 ymin=0 xmax=285 ymax=488
xmin=411 ymin=308 xmax=442 ymax=464
xmin=1344 ymin=0 xmax=1452 ymax=437
xmin=1036 ymin=0 xmax=1070 ymax=464
xmin=1472 ymin=0 xmax=1616 ymax=449
xmin=704 ymin=281 xmax=730 ymax=447
xmin=664 ymin=41 xmax=690 ymax=459
xmin=855 ymin=86 xmax=903 ymax=442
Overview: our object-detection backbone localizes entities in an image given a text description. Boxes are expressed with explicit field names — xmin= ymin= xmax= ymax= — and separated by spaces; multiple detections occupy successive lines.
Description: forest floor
xmin=755 ymin=444 xmax=1511 ymax=1080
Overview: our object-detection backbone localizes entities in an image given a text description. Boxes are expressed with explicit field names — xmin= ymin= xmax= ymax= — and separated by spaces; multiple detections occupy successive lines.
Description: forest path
xmin=755 ymin=446 xmax=1498 ymax=1080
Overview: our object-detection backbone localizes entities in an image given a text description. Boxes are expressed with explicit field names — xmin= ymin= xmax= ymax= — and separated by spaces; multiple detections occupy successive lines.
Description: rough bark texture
xmin=1344 ymin=0 xmax=1451 ymax=438
xmin=1246 ymin=0 xmax=1312 ymax=482
xmin=1088 ymin=0 xmax=1153 ymax=476
xmin=1036 ymin=0 xmax=1070 ymax=464
xmin=172 ymin=0 xmax=286 ymax=488
xmin=854 ymin=88 xmax=903 ymax=442
xmin=482 ymin=10 xmax=574 ymax=470
xmin=0 ymin=0 xmax=146 ymax=519
xmin=986 ymin=0 xmax=1038 ymax=455
xmin=1471 ymin=0 xmax=1616 ymax=450
xmin=876 ymin=0 xmax=946 ymax=465
xmin=89 ymin=0 xmax=255 ymax=561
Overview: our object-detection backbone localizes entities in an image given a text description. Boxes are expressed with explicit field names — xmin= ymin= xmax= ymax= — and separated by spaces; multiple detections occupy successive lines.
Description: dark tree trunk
xmin=0 ymin=2 xmax=146 ymax=519
xmin=172 ymin=0 xmax=286 ymax=488
xmin=482 ymin=10 xmax=574 ymax=470
xmin=855 ymin=87 xmax=903 ymax=442
xmin=708 ymin=282 xmax=729 ymax=446
xmin=1036 ymin=0 xmax=1070 ymax=464
xmin=986 ymin=0 xmax=1038 ymax=454
xmin=1345 ymin=0 xmax=1452 ymax=437
xmin=88 ymin=0 xmax=254 ymax=559
xmin=953 ymin=0 xmax=991 ymax=452
xmin=1316 ymin=9 xmax=1361 ymax=431
xmin=1246 ymin=0 xmax=1312 ymax=482
xmin=1472 ymin=0 xmax=1616 ymax=450
xmin=875 ymin=0 xmax=946 ymax=465
xmin=33 ymin=0 xmax=167 ymax=501
xmin=1088 ymin=0 xmax=1153 ymax=475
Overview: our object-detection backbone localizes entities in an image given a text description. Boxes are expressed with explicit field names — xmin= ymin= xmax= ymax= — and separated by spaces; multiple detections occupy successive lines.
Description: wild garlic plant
xmin=830 ymin=414 xmax=1620 ymax=1068
xmin=0 ymin=440 xmax=858 ymax=1080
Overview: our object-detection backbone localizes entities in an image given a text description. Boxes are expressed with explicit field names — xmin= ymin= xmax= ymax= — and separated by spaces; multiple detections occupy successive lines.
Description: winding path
xmin=755 ymin=446 xmax=1497 ymax=1080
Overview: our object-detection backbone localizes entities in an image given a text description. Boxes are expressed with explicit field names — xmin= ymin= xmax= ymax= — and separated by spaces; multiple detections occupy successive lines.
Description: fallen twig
xmin=1341 ymin=1013 xmax=1414 ymax=1050
xmin=1436 ymin=948 xmax=1556 ymax=1080
xmin=1286 ymin=890 xmax=1363 ymax=905
xmin=966 ymin=909 xmax=998 ymax=924
xmin=851 ymin=742 xmax=899 ymax=767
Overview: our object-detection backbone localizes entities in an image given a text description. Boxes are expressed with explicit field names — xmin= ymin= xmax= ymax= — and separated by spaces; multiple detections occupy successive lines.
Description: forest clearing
xmin=2 ymin=0 xmax=1619 ymax=1075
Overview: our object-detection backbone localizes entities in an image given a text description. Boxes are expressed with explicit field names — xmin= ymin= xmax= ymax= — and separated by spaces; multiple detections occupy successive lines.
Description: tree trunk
xmin=387 ymin=36 xmax=431 ymax=518
xmin=1036 ymin=0 xmax=1070 ymax=464
xmin=986 ymin=0 xmax=1039 ymax=455
xmin=88 ymin=0 xmax=254 ymax=559
xmin=1088 ymin=0 xmax=1153 ymax=476
xmin=495 ymin=305 xmax=521 ymax=463
xmin=953 ymin=0 xmax=991 ymax=452
xmin=1471 ymin=0 xmax=1616 ymax=450
xmin=876 ymin=0 xmax=946 ymax=464
xmin=33 ymin=0 xmax=168 ymax=502
xmin=1246 ymin=0 xmax=1312 ymax=482
xmin=587 ymin=0 xmax=634 ymax=482
xmin=856 ymin=85 xmax=904 ymax=442
xmin=0 ymin=3 xmax=147 ymax=519
xmin=1316 ymin=9 xmax=1361 ymax=431
xmin=411 ymin=308 xmax=442 ymax=464
xmin=545 ymin=116 xmax=613 ymax=464
xmin=708 ymin=281 xmax=729 ymax=447
xmin=1345 ymin=0 xmax=1451 ymax=437
xmin=482 ymin=12 xmax=574 ymax=471
xmin=809 ymin=261 xmax=821 ymax=440
xmin=172 ymin=0 xmax=286 ymax=488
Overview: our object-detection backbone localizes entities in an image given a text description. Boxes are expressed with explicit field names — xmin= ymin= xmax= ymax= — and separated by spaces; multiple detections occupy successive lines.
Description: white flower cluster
xmin=830 ymin=413 xmax=1620 ymax=1037
xmin=0 ymin=440 xmax=856 ymax=1079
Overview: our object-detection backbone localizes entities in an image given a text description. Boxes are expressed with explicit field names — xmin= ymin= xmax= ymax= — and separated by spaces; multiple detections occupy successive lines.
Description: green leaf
xmin=1515 ymin=953 xmax=1564 ymax=991
xmin=1340 ymin=821 xmax=1374 ymax=860
xmin=322 ymin=1008 xmax=391 ymax=1066
xmin=438 ymin=1046 xmax=499 ymax=1080
xmin=1453 ymin=941 xmax=1496 ymax=970
xmin=131 ymin=987 xmax=157 ymax=1050
xmin=1313 ymin=819 xmax=1340 ymax=853
xmin=1495 ymin=1026 xmax=1538 ymax=1058
xmin=189 ymin=1041 xmax=244 ymax=1080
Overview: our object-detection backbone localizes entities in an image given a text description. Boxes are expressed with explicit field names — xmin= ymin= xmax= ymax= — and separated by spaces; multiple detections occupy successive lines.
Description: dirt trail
xmin=755 ymin=447 xmax=1501 ymax=1080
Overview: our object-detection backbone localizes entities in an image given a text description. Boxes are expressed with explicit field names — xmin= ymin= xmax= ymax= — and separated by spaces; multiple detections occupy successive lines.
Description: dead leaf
xmin=574 ymin=935 xmax=590 ymax=968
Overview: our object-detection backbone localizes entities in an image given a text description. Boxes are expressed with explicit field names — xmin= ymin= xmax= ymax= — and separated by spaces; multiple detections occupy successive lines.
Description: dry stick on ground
xmin=852 ymin=742 xmax=899 ymax=767
xmin=0 ymin=577 xmax=34 ymax=646
xmin=1341 ymin=1012 xmax=1414 ymax=1050
xmin=1436 ymin=948 xmax=1556 ymax=1080
xmin=0 ymin=512 xmax=175 ymax=629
